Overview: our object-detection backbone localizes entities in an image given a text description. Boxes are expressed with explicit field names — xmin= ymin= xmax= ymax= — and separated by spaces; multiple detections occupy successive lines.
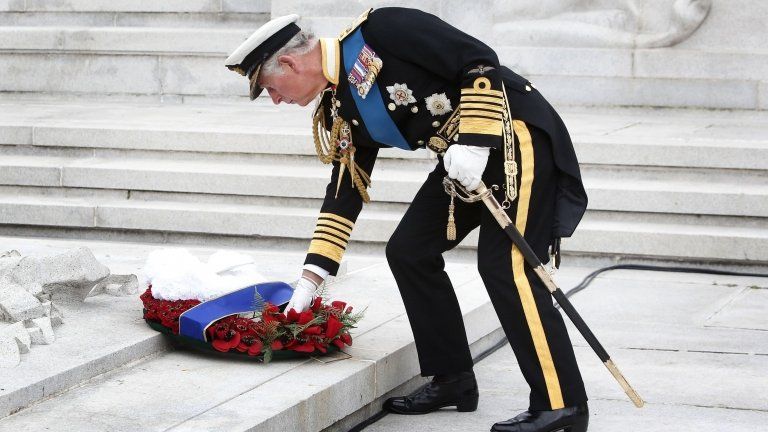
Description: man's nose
xmin=267 ymin=89 xmax=281 ymax=105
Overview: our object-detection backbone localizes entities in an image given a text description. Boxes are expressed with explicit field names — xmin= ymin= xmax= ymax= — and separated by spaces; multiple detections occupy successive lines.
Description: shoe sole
xmin=385 ymin=398 xmax=479 ymax=415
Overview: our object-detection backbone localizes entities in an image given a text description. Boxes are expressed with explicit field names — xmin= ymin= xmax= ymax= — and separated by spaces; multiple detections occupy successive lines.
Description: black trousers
xmin=386 ymin=121 xmax=588 ymax=411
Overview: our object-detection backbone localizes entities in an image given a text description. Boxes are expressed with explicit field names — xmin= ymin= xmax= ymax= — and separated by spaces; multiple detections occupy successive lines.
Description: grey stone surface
xmin=366 ymin=268 xmax=768 ymax=432
xmin=0 ymin=284 xmax=43 ymax=322
xmin=0 ymin=335 xmax=20 ymax=368
xmin=634 ymin=49 xmax=768 ymax=81
xmin=222 ymin=0 xmax=271 ymax=13
xmin=676 ymin=0 xmax=768 ymax=51
xmin=1 ymin=236 xmax=764 ymax=430
xmin=498 ymin=47 xmax=633 ymax=78
xmin=4 ymin=247 xmax=110 ymax=300
xmin=705 ymin=286 xmax=768 ymax=331
xmin=529 ymin=75 xmax=759 ymax=110
xmin=25 ymin=316 xmax=55 ymax=345
xmin=0 ymin=236 xmax=499 ymax=431
xmin=0 ymin=321 xmax=31 ymax=354
xmin=0 ymin=53 xmax=161 ymax=95
xmin=23 ymin=0 xmax=220 ymax=13
xmin=0 ymin=0 xmax=24 ymax=12
xmin=493 ymin=0 xmax=713 ymax=48
xmin=0 ymin=26 xmax=250 ymax=55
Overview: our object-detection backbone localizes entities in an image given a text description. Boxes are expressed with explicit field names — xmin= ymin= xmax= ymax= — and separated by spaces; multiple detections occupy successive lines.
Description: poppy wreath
xmin=140 ymin=286 xmax=361 ymax=363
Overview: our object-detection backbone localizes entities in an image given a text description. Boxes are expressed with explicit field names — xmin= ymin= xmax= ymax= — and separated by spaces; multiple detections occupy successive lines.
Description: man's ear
xmin=278 ymin=55 xmax=299 ymax=73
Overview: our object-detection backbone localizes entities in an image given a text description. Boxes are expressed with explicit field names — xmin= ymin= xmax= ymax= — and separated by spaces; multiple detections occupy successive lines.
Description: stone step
xmin=0 ymin=11 xmax=268 ymax=28
xmin=0 ymin=238 xmax=504 ymax=430
xmin=0 ymin=26 xmax=765 ymax=108
xmin=0 ymin=193 xmax=765 ymax=265
xmin=1 ymin=102 xmax=766 ymax=170
xmin=1 ymin=0 xmax=269 ymax=28
xmin=1 ymin=0 xmax=270 ymax=14
xmin=1 ymin=155 xmax=766 ymax=219
xmin=0 ymin=26 xmax=254 ymax=54
xmin=496 ymin=47 xmax=768 ymax=111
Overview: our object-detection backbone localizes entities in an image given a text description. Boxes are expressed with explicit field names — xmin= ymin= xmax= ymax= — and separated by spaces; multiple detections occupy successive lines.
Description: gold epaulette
xmin=338 ymin=8 xmax=373 ymax=41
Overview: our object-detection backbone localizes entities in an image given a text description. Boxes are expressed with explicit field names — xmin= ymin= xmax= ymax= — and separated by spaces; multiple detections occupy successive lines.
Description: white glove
xmin=284 ymin=277 xmax=317 ymax=314
xmin=443 ymin=144 xmax=490 ymax=191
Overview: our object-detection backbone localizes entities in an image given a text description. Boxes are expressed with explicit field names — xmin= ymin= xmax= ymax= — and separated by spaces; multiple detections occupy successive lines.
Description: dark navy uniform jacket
xmin=305 ymin=7 xmax=587 ymax=275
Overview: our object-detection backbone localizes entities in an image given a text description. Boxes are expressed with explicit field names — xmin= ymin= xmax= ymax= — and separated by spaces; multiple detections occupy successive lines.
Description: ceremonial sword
xmin=444 ymin=178 xmax=645 ymax=408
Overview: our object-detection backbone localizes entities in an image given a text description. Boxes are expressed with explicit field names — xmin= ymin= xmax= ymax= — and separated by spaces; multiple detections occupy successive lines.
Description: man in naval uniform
xmin=225 ymin=8 xmax=589 ymax=432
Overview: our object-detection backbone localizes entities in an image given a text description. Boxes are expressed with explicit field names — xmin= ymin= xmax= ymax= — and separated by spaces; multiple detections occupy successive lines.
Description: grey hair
xmin=259 ymin=30 xmax=318 ymax=77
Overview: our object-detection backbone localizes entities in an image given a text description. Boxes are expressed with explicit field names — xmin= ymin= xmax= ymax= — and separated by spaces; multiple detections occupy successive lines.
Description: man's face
xmin=258 ymin=55 xmax=320 ymax=107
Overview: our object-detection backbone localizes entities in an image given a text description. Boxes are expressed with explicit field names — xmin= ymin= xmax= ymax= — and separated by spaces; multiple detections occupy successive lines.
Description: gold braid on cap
xmin=312 ymin=89 xmax=371 ymax=203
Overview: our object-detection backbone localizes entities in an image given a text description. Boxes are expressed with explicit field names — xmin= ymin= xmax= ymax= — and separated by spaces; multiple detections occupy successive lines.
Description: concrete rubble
xmin=0 ymin=247 xmax=136 ymax=367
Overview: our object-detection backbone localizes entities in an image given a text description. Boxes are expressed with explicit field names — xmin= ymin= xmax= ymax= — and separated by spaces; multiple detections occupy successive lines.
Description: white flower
xmin=425 ymin=93 xmax=453 ymax=116
xmin=386 ymin=83 xmax=417 ymax=106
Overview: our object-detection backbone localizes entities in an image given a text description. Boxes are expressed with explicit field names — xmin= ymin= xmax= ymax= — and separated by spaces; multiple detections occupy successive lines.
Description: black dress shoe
xmin=491 ymin=404 xmax=589 ymax=432
xmin=383 ymin=371 xmax=479 ymax=415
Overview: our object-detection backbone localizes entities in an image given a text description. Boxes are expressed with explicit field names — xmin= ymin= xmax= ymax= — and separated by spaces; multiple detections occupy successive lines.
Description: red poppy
xmin=286 ymin=308 xmax=300 ymax=322
xmin=340 ymin=332 xmax=352 ymax=346
xmin=311 ymin=296 xmax=323 ymax=312
xmin=212 ymin=339 xmax=232 ymax=352
xmin=302 ymin=325 xmax=323 ymax=336
xmin=313 ymin=340 xmax=327 ymax=354
xmin=248 ymin=339 xmax=263 ymax=356
xmin=292 ymin=342 xmax=315 ymax=353
xmin=325 ymin=316 xmax=343 ymax=338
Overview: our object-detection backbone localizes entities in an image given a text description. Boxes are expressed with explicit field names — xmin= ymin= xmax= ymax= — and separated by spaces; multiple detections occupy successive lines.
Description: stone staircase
xmin=0 ymin=0 xmax=767 ymax=270
xmin=1 ymin=100 xmax=766 ymax=268
xmin=0 ymin=0 xmax=270 ymax=102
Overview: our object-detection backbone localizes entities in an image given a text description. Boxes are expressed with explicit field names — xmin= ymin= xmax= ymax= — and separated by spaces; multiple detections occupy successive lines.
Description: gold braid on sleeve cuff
xmin=307 ymin=213 xmax=355 ymax=264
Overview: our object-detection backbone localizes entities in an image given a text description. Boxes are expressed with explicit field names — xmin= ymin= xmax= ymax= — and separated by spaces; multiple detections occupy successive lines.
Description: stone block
xmin=441 ymin=0 xmax=494 ymax=43
xmin=634 ymin=49 xmax=768 ymax=81
xmin=0 ymin=284 xmax=44 ymax=322
xmin=497 ymin=47 xmax=633 ymax=78
xmin=0 ymin=0 xmax=24 ymax=11
xmin=0 ymin=126 xmax=32 ymax=145
xmin=0 ymin=53 xmax=161 ymax=95
xmin=677 ymin=0 xmax=768 ymax=51
xmin=0 ymin=161 xmax=63 ymax=187
xmin=760 ymin=82 xmax=768 ymax=111
xmin=0 ymin=321 xmax=31 ymax=354
xmin=221 ymin=0 xmax=270 ymax=13
xmin=0 ymin=254 xmax=21 ymax=274
xmin=23 ymin=0 xmax=219 ymax=13
xmin=0 ymin=27 xmax=64 ymax=51
xmin=90 ymin=274 xmax=139 ymax=297
xmin=49 ymin=303 xmax=64 ymax=327
xmin=59 ymin=27 xmax=250 ymax=55
xmin=25 ymin=316 xmax=55 ymax=345
xmin=529 ymin=75 xmax=759 ymax=109
xmin=0 ymin=198 xmax=95 ymax=227
xmin=0 ymin=11 xmax=115 ymax=27
xmin=4 ymin=247 xmax=110 ymax=300
xmin=158 ymin=55 xmax=245 ymax=96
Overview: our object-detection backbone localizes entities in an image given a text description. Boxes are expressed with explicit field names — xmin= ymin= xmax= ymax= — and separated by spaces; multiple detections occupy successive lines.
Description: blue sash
xmin=342 ymin=29 xmax=411 ymax=150
xmin=178 ymin=282 xmax=293 ymax=342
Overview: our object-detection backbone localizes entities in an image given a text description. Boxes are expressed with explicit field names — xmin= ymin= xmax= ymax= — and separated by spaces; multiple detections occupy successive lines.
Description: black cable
xmin=566 ymin=264 xmax=768 ymax=299
xmin=352 ymin=263 xmax=768 ymax=431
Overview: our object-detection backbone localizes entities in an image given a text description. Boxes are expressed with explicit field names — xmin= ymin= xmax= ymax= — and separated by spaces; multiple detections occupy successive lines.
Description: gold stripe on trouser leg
xmin=510 ymin=120 xmax=565 ymax=410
